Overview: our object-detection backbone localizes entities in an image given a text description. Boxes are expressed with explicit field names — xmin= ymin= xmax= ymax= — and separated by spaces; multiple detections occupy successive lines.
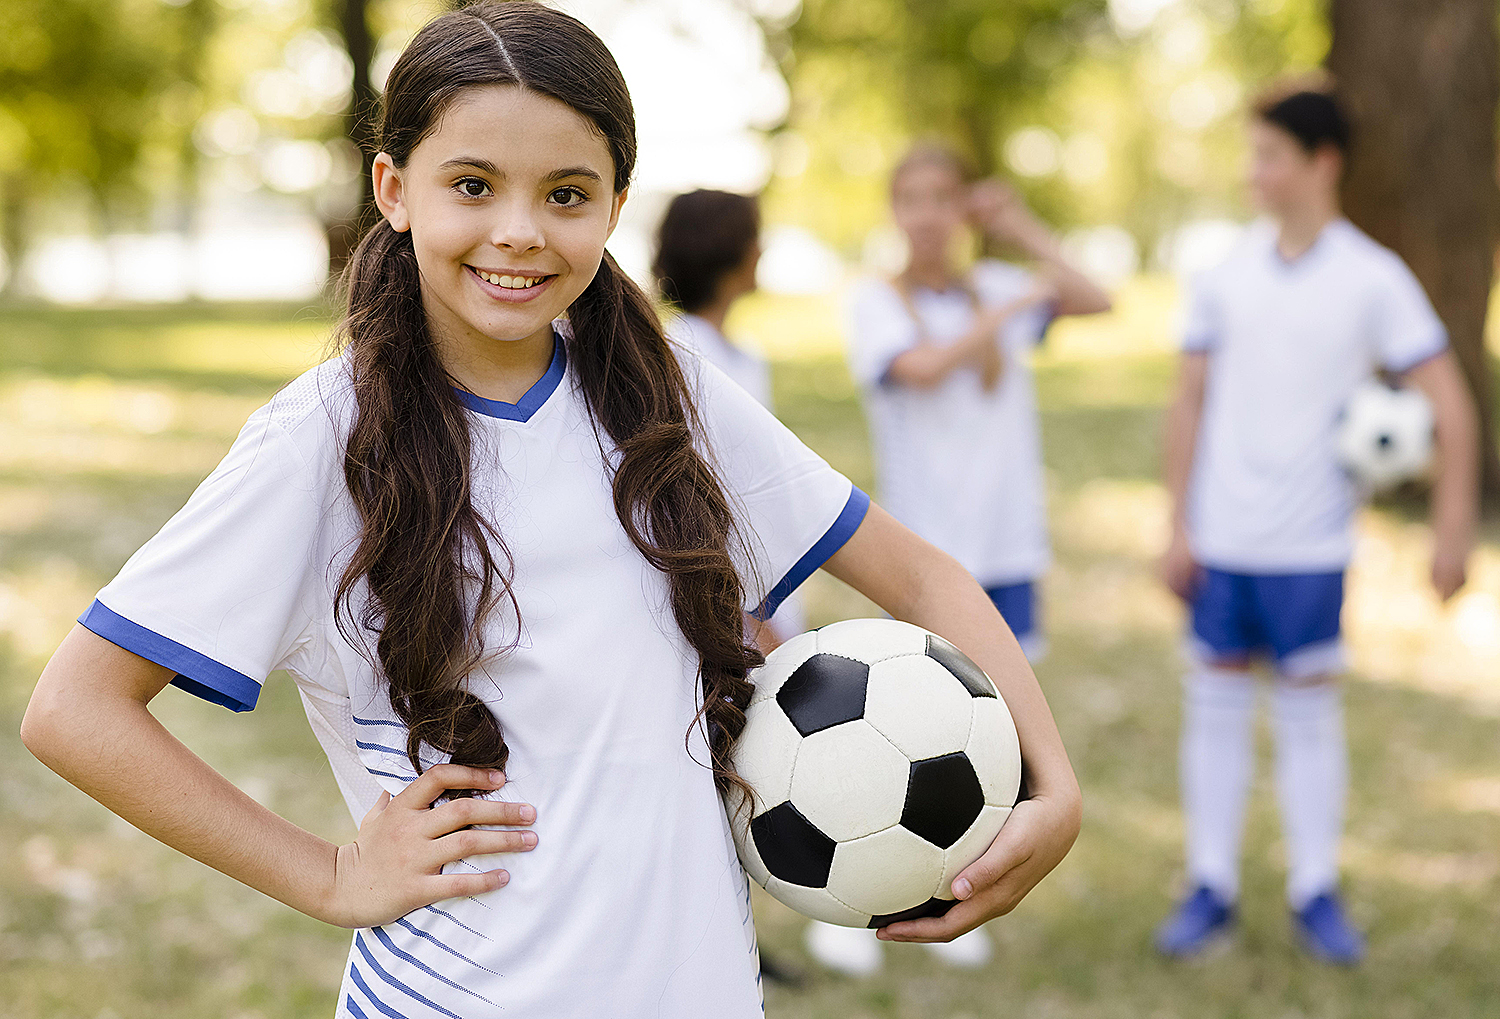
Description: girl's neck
xmin=437 ymin=320 xmax=557 ymax=405
xmin=901 ymin=257 xmax=960 ymax=294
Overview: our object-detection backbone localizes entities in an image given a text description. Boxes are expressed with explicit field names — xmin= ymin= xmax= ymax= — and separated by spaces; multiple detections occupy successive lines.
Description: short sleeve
xmin=1180 ymin=271 xmax=1221 ymax=353
xmin=1373 ymin=256 xmax=1448 ymax=374
xmin=688 ymin=353 xmax=869 ymax=622
xmin=78 ymin=400 xmax=336 ymax=712
xmin=845 ymin=279 xmax=919 ymax=387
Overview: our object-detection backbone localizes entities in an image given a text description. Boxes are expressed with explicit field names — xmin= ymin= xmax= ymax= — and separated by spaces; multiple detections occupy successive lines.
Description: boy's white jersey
xmin=1182 ymin=217 xmax=1447 ymax=572
xmin=846 ymin=259 xmax=1053 ymax=588
xmin=80 ymin=333 xmax=867 ymax=1019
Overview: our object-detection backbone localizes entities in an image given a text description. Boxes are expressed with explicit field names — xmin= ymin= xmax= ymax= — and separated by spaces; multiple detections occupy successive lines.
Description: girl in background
xmin=824 ymin=143 xmax=1109 ymax=976
xmin=22 ymin=8 xmax=1081 ymax=1016
xmin=654 ymin=187 xmax=806 ymax=647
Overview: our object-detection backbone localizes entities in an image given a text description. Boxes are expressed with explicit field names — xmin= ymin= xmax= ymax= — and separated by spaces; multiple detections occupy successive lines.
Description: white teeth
xmin=476 ymin=269 xmax=543 ymax=289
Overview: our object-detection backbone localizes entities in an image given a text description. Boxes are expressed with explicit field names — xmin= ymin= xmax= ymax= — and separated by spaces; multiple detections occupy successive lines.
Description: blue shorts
xmin=1190 ymin=568 xmax=1345 ymax=678
xmin=985 ymin=581 xmax=1043 ymax=660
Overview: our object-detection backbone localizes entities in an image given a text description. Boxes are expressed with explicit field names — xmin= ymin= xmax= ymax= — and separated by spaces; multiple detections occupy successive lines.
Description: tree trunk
xmin=1327 ymin=0 xmax=1500 ymax=498
xmin=326 ymin=0 xmax=377 ymax=282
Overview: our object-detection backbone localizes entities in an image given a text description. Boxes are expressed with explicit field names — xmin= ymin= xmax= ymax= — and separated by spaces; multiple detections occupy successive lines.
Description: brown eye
xmin=550 ymin=187 xmax=586 ymax=207
xmin=457 ymin=178 xmax=490 ymax=198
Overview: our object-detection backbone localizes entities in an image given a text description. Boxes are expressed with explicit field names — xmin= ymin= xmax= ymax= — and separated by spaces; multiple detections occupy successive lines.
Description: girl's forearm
xmin=824 ymin=508 xmax=1078 ymax=804
xmin=21 ymin=629 xmax=346 ymax=925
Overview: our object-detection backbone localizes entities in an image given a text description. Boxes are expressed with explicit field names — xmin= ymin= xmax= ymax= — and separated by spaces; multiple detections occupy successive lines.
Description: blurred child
xmin=814 ymin=144 xmax=1109 ymax=976
xmin=1155 ymin=84 xmax=1479 ymax=964
xmin=653 ymin=188 xmax=805 ymax=646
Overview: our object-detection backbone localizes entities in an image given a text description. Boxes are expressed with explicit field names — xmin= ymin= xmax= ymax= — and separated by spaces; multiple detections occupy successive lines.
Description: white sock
xmin=1181 ymin=667 xmax=1256 ymax=902
xmin=1271 ymin=679 xmax=1347 ymax=909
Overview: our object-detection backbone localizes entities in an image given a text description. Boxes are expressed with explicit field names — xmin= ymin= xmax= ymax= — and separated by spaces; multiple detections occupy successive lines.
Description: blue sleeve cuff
xmin=1386 ymin=334 xmax=1449 ymax=376
xmin=752 ymin=486 xmax=871 ymax=622
xmin=78 ymin=599 xmax=262 ymax=712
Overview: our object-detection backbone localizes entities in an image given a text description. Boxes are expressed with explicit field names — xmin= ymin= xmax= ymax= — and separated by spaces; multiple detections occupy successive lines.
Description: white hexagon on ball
xmin=826 ymin=824 xmax=945 ymax=917
xmin=788 ymin=720 xmax=909 ymax=842
xmin=966 ymin=694 xmax=1022 ymax=807
xmin=734 ymin=696 xmax=805 ymax=811
xmin=862 ymin=654 xmax=974 ymax=761
xmin=813 ymin=617 xmax=929 ymax=663
xmin=935 ymin=803 xmax=1011 ymax=900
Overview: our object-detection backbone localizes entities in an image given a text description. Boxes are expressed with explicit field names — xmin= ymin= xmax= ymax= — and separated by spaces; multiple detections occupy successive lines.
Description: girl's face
xmin=891 ymin=160 xmax=968 ymax=267
xmin=373 ymin=84 xmax=626 ymax=352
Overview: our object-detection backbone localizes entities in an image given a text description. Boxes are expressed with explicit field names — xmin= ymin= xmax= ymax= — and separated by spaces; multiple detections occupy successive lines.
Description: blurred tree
xmin=1327 ymin=0 xmax=1500 ymax=494
xmin=325 ymin=0 xmax=378 ymax=276
xmin=766 ymin=0 xmax=1109 ymax=257
xmin=0 ymin=0 xmax=201 ymax=294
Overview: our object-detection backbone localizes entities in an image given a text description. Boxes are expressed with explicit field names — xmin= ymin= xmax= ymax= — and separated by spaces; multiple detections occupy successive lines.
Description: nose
xmin=489 ymin=197 xmax=545 ymax=254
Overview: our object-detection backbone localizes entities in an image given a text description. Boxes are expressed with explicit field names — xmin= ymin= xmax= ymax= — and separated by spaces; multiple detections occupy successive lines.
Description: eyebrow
xmin=436 ymin=157 xmax=604 ymax=185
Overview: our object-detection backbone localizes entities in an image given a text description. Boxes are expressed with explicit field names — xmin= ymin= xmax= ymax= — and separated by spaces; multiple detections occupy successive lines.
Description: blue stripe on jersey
xmin=421 ymin=903 xmax=491 ymax=940
xmin=344 ymin=994 xmax=370 ymax=1019
xmin=366 ymin=768 xmax=413 ymax=783
xmin=354 ymin=933 xmax=465 ymax=1019
xmin=753 ymin=485 xmax=871 ymax=622
xmin=453 ymin=329 xmax=566 ymax=422
xmin=355 ymin=739 xmax=408 ymax=756
xmin=393 ymin=917 xmax=502 ymax=976
xmin=78 ymin=599 xmax=260 ymax=712
xmin=368 ymin=925 xmax=500 ymax=1006
xmin=349 ymin=966 xmax=432 ymax=1019
xmin=353 ymin=715 xmax=407 ymax=728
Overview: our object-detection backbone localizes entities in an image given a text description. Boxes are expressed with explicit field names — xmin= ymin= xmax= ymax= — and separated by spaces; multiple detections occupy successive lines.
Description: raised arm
xmin=822 ymin=503 xmax=1081 ymax=942
xmin=969 ymin=179 xmax=1112 ymax=317
xmin=20 ymin=626 xmax=535 ymax=929
xmin=1401 ymin=350 xmax=1480 ymax=600
xmin=1160 ymin=351 xmax=1209 ymax=600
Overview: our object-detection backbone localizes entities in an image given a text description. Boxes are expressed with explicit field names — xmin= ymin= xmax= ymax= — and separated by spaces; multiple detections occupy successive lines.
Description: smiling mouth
xmin=467 ymin=265 xmax=556 ymax=290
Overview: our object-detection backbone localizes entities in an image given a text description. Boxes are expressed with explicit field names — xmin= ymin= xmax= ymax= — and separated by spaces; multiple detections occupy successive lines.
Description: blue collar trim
xmin=452 ymin=330 xmax=567 ymax=422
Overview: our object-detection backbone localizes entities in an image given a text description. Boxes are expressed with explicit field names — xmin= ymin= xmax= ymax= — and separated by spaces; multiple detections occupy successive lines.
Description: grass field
xmin=1 ymin=290 xmax=1498 ymax=1018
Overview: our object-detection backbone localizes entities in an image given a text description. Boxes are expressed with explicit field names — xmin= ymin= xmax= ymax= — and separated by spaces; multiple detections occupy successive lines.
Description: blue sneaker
xmin=1293 ymin=891 xmax=1365 ymax=965
xmin=1155 ymin=885 xmax=1236 ymax=958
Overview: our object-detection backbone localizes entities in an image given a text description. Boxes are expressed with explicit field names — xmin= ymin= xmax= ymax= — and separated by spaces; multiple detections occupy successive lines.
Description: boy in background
xmin=1156 ymin=84 xmax=1479 ymax=964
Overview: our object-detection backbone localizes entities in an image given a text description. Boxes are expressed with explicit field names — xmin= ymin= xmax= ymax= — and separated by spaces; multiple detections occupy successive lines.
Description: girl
xmin=825 ymin=144 xmax=1109 ymax=975
xmin=653 ymin=187 xmax=806 ymax=648
xmin=19 ymin=6 xmax=1080 ymax=1017
xmin=849 ymin=145 xmax=1113 ymax=665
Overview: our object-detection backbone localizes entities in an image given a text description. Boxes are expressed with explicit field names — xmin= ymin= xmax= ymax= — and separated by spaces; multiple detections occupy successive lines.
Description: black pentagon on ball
xmin=868 ymin=896 xmax=957 ymax=929
xmin=776 ymin=653 xmax=870 ymax=736
xmin=925 ymin=634 xmax=997 ymax=698
xmin=751 ymin=801 xmax=837 ymax=887
xmin=900 ymin=752 xmax=985 ymax=849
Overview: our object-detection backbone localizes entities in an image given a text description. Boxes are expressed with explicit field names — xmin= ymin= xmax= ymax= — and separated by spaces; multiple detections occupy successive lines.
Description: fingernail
xmin=519 ymin=805 xmax=535 ymax=822
xmin=522 ymin=831 xmax=538 ymax=847
xmin=489 ymin=771 xmax=504 ymax=784
xmin=496 ymin=871 xmax=510 ymax=885
xmin=953 ymin=878 xmax=972 ymax=900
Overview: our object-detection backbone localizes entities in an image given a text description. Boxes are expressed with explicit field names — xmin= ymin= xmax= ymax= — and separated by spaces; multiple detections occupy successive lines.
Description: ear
xmin=604 ymin=186 xmax=629 ymax=240
xmin=372 ymin=153 xmax=410 ymax=233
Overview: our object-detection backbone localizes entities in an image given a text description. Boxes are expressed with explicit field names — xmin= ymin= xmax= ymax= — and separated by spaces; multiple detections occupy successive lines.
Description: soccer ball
xmin=726 ymin=618 xmax=1022 ymax=928
xmin=1336 ymin=380 xmax=1434 ymax=491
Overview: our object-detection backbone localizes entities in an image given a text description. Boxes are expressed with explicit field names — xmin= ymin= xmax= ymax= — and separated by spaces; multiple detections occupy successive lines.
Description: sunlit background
xmin=3 ymin=0 xmax=1499 ymax=1016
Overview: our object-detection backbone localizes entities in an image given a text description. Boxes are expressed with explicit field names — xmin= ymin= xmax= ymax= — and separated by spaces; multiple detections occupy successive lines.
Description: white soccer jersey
xmin=846 ymin=259 xmax=1054 ymax=588
xmin=667 ymin=312 xmax=807 ymax=639
xmin=1182 ymin=217 xmax=1447 ymax=572
xmin=79 ymin=329 xmax=867 ymax=1019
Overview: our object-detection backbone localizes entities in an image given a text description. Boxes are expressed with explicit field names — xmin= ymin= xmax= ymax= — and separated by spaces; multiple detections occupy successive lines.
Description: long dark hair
xmin=334 ymin=0 xmax=761 ymax=799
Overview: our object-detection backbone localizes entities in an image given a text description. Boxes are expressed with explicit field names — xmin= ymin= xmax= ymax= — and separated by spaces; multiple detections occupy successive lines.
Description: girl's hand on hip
xmin=326 ymin=764 xmax=537 ymax=929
